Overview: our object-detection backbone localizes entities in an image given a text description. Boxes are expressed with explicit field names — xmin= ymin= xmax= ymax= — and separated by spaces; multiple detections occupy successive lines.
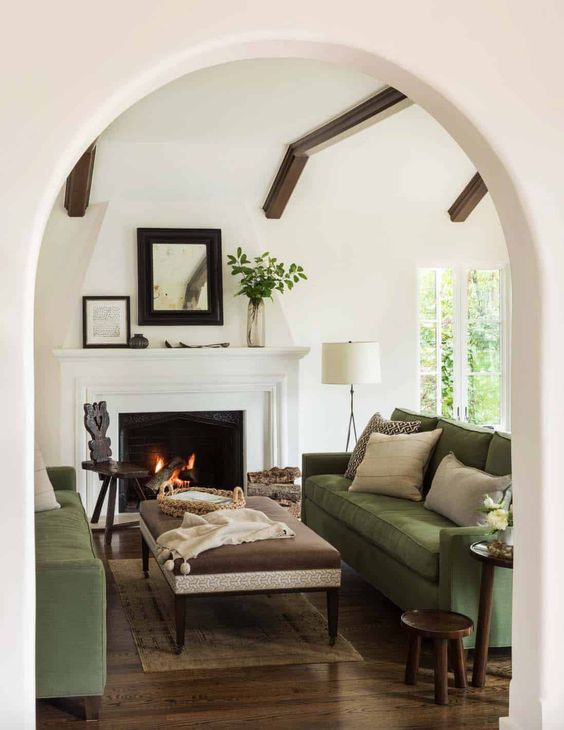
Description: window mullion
xmin=460 ymin=268 xmax=469 ymax=420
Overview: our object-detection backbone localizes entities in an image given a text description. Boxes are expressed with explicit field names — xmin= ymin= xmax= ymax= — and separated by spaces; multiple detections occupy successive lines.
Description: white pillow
xmin=35 ymin=445 xmax=60 ymax=512
xmin=348 ymin=429 xmax=443 ymax=501
xmin=425 ymin=452 xmax=511 ymax=526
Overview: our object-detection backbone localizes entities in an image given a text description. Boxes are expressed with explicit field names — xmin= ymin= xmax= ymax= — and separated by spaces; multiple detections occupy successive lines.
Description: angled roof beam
xmin=263 ymin=86 xmax=409 ymax=219
xmin=64 ymin=141 xmax=97 ymax=217
xmin=448 ymin=172 xmax=488 ymax=222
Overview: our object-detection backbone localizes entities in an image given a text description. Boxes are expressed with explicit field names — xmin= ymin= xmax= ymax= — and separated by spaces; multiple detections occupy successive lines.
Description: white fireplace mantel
xmin=54 ymin=346 xmax=310 ymax=514
xmin=54 ymin=346 xmax=310 ymax=362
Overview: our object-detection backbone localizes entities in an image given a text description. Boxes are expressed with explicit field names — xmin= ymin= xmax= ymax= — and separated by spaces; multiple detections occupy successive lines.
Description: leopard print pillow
xmin=344 ymin=413 xmax=422 ymax=480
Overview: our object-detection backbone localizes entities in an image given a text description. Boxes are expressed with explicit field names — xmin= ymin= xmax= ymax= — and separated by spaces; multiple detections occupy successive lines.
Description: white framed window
xmin=417 ymin=267 xmax=510 ymax=430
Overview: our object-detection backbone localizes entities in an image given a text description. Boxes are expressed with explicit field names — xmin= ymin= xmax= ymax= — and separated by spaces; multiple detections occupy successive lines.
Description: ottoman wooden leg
xmin=433 ymin=638 xmax=449 ymax=705
xmin=451 ymin=638 xmax=468 ymax=688
xmin=326 ymin=588 xmax=339 ymax=646
xmin=84 ymin=695 xmax=102 ymax=721
xmin=141 ymin=533 xmax=149 ymax=578
xmin=405 ymin=633 xmax=421 ymax=685
xmin=175 ymin=595 xmax=186 ymax=654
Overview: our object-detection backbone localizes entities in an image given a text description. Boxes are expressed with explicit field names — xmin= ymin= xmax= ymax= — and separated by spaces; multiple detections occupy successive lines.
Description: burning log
xmin=145 ymin=456 xmax=185 ymax=494
xmin=247 ymin=466 xmax=301 ymax=485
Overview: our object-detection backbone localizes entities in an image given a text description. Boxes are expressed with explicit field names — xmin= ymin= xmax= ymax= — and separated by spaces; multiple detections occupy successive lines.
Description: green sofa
xmin=302 ymin=408 xmax=513 ymax=648
xmin=35 ymin=467 xmax=106 ymax=720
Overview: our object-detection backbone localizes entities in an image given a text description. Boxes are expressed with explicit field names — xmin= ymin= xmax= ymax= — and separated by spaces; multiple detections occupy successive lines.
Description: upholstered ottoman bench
xmin=139 ymin=497 xmax=341 ymax=653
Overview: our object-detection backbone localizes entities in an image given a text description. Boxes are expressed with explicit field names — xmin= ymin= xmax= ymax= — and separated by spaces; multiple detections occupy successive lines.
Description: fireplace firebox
xmin=118 ymin=410 xmax=244 ymax=512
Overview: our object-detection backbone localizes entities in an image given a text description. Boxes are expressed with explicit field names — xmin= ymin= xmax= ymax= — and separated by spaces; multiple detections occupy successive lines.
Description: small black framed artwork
xmin=137 ymin=228 xmax=223 ymax=326
xmin=82 ymin=296 xmax=131 ymax=348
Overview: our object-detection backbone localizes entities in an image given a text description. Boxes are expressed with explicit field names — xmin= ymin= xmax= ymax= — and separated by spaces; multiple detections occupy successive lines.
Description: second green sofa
xmin=302 ymin=408 xmax=513 ymax=648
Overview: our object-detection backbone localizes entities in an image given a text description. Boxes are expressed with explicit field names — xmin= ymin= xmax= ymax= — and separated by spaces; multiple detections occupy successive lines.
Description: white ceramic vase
xmin=497 ymin=526 xmax=514 ymax=546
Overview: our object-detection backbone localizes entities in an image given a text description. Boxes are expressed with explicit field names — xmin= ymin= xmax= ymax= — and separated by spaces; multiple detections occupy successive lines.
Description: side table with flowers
xmin=469 ymin=488 xmax=514 ymax=688
xmin=479 ymin=491 xmax=513 ymax=560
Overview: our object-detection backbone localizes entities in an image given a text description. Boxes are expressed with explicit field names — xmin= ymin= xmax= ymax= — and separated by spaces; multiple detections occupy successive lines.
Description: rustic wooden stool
xmin=82 ymin=401 xmax=150 ymax=545
xmin=83 ymin=460 xmax=150 ymax=545
xmin=401 ymin=609 xmax=474 ymax=705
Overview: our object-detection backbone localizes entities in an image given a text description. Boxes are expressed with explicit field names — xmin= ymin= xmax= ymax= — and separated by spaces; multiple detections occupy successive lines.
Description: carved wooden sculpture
xmin=84 ymin=401 xmax=112 ymax=463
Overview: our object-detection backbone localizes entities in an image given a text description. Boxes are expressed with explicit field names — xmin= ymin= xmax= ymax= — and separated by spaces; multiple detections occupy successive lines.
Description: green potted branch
xmin=227 ymin=248 xmax=307 ymax=347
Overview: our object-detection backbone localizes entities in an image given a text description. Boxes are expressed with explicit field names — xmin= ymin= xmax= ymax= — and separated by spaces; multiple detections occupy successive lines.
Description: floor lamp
xmin=322 ymin=341 xmax=381 ymax=451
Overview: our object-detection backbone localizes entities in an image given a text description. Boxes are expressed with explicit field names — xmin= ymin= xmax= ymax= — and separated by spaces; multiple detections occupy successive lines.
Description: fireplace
xmin=118 ymin=410 xmax=244 ymax=512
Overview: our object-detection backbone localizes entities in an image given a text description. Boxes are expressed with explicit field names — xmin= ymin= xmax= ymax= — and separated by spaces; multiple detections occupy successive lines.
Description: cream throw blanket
xmin=156 ymin=508 xmax=295 ymax=575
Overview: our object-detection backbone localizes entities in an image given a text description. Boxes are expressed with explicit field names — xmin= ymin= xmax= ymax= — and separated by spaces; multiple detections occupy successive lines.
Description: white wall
xmin=35 ymin=64 xmax=508 ymax=464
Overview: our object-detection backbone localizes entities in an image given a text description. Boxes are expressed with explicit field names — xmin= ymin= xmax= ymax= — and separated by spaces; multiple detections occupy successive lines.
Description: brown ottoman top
xmin=140 ymin=497 xmax=341 ymax=576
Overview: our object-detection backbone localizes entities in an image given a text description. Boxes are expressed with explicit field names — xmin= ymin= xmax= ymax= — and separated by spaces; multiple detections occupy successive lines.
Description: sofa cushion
xmin=35 ymin=445 xmax=60 ymax=513
xmin=344 ymin=413 xmax=421 ymax=479
xmin=391 ymin=407 xmax=438 ymax=432
xmin=485 ymin=431 xmax=512 ymax=476
xmin=35 ymin=490 xmax=96 ymax=564
xmin=425 ymin=453 xmax=512 ymax=526
xmin=304 ymin=474 xmax=456 ymax=581
xmin=425 ymin=419 xmax=493 ymax=492
xmin=349 ymin=429 xmax=442 ymax=500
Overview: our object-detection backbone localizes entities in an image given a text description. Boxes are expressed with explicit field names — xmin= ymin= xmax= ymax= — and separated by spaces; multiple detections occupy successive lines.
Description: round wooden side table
xmin=470 ymin=540 xmax=513 ymax=687
xmin=401 ymin=608 xmax=474 ymax=705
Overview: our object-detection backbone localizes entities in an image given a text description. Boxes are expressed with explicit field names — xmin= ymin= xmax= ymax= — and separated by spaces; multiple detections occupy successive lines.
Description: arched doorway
xmin=3 ymin=29 xmax=550 ymax=729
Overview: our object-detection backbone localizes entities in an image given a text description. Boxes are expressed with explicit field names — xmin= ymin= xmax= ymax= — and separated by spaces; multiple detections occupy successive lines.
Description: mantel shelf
xmin=53 ymin=346 xmax=310 ymax=361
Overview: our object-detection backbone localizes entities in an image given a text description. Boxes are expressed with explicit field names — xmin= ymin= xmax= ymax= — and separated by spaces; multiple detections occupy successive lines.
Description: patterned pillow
xmin=344 ymin=413 xmax=422 ymax=479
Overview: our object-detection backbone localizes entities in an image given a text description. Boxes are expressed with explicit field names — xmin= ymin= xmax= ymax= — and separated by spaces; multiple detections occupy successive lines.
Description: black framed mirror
xmin=137 ymin=228 xmax=223 ymax=325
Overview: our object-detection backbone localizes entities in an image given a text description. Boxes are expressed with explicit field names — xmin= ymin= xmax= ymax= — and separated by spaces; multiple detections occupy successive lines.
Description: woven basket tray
xmin=157 ymin=484 xmax=246 ymax=518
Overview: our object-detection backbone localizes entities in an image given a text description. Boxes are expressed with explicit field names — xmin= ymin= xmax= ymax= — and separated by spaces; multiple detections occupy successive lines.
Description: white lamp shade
xmin=322 ymin=341 xmax=381 ymax=385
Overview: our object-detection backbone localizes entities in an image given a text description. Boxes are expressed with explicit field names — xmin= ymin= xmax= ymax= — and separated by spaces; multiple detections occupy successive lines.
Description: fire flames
xmin=154 ymin=453 xmax=197 ymax=489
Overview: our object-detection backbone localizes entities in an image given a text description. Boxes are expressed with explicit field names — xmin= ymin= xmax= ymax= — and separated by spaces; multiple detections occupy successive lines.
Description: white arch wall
xmin=1 ymin=3 xmax=562 ymax=728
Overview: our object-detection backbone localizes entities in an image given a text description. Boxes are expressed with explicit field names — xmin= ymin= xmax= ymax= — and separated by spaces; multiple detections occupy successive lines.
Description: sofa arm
xmin=439 ymin=526 xmax=512 ymax=648
xmin=439 ymin=526 xmax=490 ymax=604
xmin=302 ymin=453 xmax=351 ymax=485
xmin=36 ymin=558 xmax=106 ymax=698
xmin=47 ymin=466 xmax=76 ymax=492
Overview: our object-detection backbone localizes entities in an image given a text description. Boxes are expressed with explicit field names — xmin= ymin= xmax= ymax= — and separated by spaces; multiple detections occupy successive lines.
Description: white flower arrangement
xmin=479 ymin=490 xmax=513 ymax=534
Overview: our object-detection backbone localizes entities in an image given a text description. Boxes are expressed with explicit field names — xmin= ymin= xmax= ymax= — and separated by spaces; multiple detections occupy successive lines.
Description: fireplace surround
xmin=54 ymin=346 xmax=309 ymax=514
xmin=119 ymin=410 xmax=244 ymax=511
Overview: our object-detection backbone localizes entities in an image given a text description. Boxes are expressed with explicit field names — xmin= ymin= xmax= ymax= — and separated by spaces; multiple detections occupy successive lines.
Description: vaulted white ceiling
xmin=103 ymin=58 xmax=386 ymax=145
xmin=93 ymin=58 xmax=480 ymax=216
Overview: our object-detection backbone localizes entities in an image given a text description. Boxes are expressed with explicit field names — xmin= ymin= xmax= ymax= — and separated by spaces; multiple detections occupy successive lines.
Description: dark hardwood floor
xmin=37 ymin=528 xmax=509 ymax=729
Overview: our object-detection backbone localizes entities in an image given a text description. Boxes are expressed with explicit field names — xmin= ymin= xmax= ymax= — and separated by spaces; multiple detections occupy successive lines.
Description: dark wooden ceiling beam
xmin=263 ymin=86 xmax=408 ymax=219
xmin=262 ymin=149 xmax=309 ymax=220
xmin=64 ymin=141 xmax=97 ymax=217
xmin=448 ymin=172 xmax=488 ymax=222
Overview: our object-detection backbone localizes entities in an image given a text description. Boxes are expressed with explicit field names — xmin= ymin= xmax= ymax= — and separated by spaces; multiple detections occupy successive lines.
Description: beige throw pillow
xmin=344 ymin=413 xmax=421 ymax=479
xmin=425 ymin=453 xmax=511 ymax=526
xmin=349 ymin=429 xmax=443 ymax=500
xmin=35 ymin=445 xmax=60 ymax=512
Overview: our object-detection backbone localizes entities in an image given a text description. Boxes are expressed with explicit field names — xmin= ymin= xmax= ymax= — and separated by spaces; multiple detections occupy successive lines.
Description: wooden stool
xmin=401 ymin=609 xmax=473 ymax=705
xmin=83 ymin=460 xmax=150 ymax=545
xmin=81 ymin=400 xmax=151 ymax=545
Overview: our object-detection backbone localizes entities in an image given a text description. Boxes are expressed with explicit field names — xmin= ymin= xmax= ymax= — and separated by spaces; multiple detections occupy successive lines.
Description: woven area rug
xmin=109 ymin=558 xmax=363 ymax=672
